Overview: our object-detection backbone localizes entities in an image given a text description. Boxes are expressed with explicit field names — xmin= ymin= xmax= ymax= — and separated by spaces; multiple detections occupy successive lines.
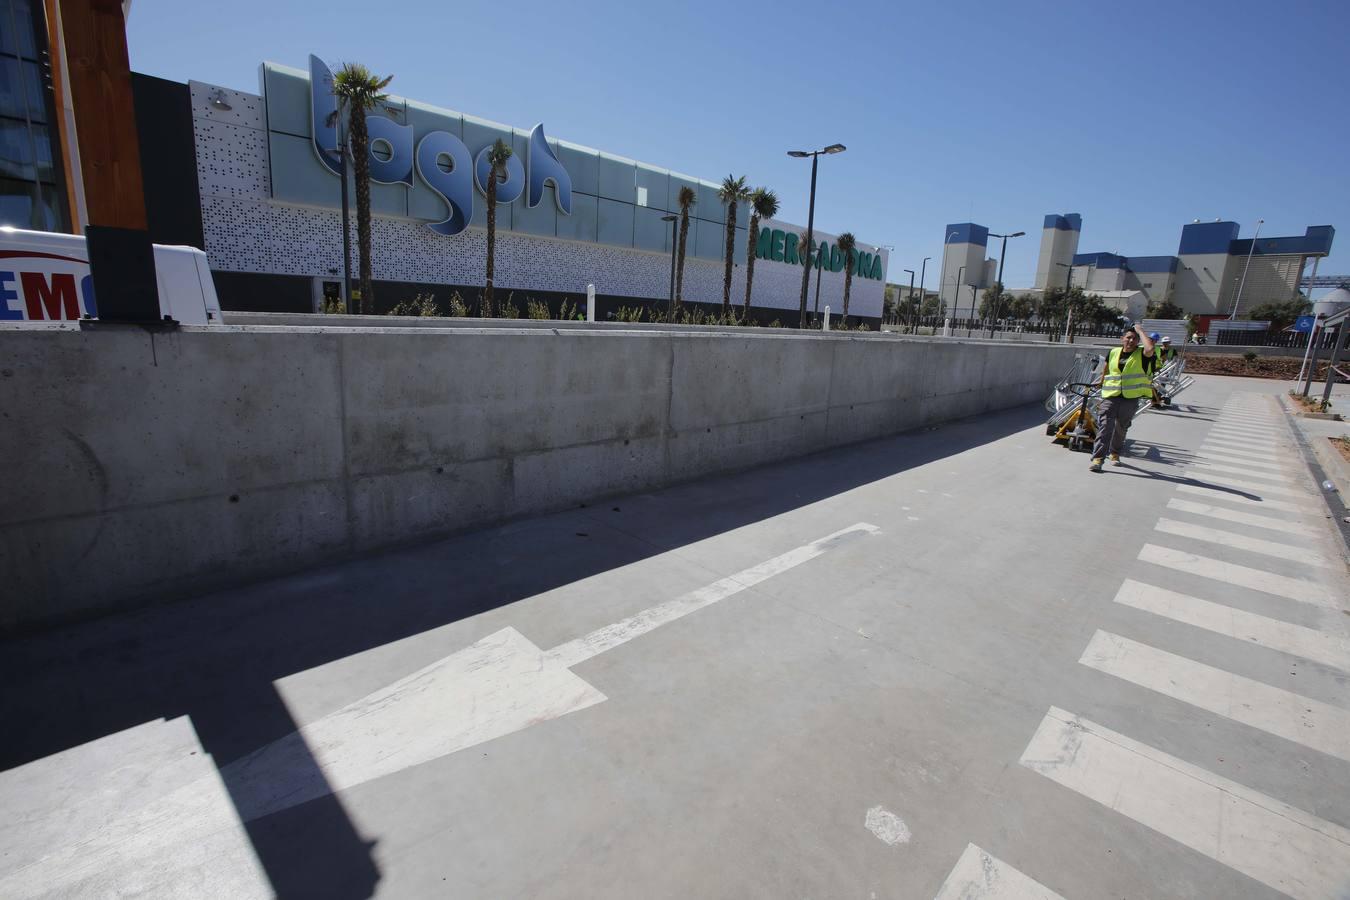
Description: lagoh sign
xmin=309 ymin=55 xmax=572 ymax=237
xmin=755 ymin=227 xmax=884 ymax=281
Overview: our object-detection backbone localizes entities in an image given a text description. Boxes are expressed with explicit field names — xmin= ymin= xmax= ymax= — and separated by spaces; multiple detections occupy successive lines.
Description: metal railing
xmin=903 ymin=316 xmax=1123 ymax=339
xmin=1213 ymin=329 xmax=1338 ymax=348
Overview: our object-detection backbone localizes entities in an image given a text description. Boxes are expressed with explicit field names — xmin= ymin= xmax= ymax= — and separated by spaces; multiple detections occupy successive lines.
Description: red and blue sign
xmin=0 ymin=251 xmax=97 ymax=321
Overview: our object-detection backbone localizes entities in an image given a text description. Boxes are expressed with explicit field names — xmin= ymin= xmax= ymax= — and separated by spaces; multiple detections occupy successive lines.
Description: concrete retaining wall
xmin=0 ymin=323 xmax=1077 ymax=629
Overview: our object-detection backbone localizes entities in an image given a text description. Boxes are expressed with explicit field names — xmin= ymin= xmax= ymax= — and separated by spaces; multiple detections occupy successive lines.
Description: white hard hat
xmin=1160 ymin=336 xmax=1172 ymax=343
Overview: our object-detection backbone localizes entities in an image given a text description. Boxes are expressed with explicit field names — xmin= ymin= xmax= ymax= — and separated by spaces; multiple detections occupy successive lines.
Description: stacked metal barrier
xmin=1152 ymin=355 xmax=1193 ymax=404
xmin=1044 ymin=352 xmax=1107 ymax=451
xmin=1044 ymin=350 xmax=1188 ymax=451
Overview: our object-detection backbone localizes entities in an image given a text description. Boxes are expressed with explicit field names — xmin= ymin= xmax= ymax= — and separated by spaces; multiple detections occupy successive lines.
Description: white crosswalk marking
xmin=1174 ymin=484 xmax=1316 ymax=513
xmin=1138 ymin=544 xmax=1341 ymax=609
xmin=1165 ymin=498 xmax=1317 ymax=536
xmin=1210 ymin=426 xmax=1279 ymax=439
xmin=1112 ymin=579 xmax=1350 ymax=672
xmin=1211 ymin=419 xmax=1280 ymax=429
xmin=1188 ymin=462 xmax=1298 ymax=483
xmin=1079 ymin=631 xmax=1350 ymax=761
xmin=1153 ymin=518 xmax=1332 ymax=567
xmin=1203 ymin=435 xmax=1287 ymax=451
xmin=1201 ymin=434 xmax=1282 ymax=451
xmin=1183 ymin=471 xmax=1313 ymax=499
xmin=1192 ymin=453 xmax=1292 ymax=472
xmin=1020 ymin=707 xmax=1350 ymax=900
xmin=933 ymin=844 xmax=1065 ymax=900
xmin=1198 ymin=444 xmax=1293 ymax=463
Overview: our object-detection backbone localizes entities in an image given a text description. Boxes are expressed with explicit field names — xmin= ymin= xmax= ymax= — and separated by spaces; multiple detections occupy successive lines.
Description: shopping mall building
xmin=2 ymin=5 xmax=888 ymax=323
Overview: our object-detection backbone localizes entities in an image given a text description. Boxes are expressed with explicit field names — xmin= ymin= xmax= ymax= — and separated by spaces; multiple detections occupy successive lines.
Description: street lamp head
xmin=1010 ymin=231 xmax=1026 ymax=238
xmin=787 ymin=150 xmax=810 ymax=158
xmin=661 ymin=214 xmax=677 ymax=222
xmin=823 ymin=144 xmax=846 ymax=154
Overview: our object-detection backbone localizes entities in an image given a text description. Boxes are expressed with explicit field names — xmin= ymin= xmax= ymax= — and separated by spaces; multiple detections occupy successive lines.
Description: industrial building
xmin=941 ymin=213 xmax=1336 ymax=329
xmin=1030 ymin=214 xmax=1334 ymax=323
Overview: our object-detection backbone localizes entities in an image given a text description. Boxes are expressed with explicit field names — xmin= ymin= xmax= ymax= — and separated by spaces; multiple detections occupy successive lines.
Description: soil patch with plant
xmin=1184 ymin=353 xmax=1329 ymax=380
xmin=1331 ymin=435 xmax=1350 ymax=465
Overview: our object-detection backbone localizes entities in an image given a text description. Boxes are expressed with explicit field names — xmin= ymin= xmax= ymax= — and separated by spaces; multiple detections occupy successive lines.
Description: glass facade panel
xmin=0 ymin=1 xmax=16 ymax=56
xmin=21 ymin=58 xmax=45 ymax=121
xmin=1 ymin=174 xmax=38 ymax=227
xmin=0 ymin=178 xmax=64 ymax=230
xmin=0 ymin=0 xmax=68 ymax=232
xmin=0 ymin=117 xmax=34 ymax=179
xmin=0 ymin=57 xmax=22 ymax=117
xmin=0 ymin=58 xmax=45 ymax=122
xmin=7 ymin=0 xmax=39 ymax=59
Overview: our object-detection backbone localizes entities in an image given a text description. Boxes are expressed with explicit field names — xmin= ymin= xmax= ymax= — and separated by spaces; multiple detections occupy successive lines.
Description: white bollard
xmin=823 ymin=306 xmax=831 ymax=331
xmin=942 ymin=317 xmax=952 ymax=337
xmin=586 ymin=284 xmax=596 ymax=322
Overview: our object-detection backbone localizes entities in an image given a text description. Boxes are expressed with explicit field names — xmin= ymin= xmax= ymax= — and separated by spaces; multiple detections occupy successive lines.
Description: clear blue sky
xmin=127 ymin=0 xmax=1349 ymax=293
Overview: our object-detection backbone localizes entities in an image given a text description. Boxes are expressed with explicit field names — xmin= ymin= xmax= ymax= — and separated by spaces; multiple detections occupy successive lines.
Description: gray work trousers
xmin=1092 ymin=396 xmax=1138 ymax=460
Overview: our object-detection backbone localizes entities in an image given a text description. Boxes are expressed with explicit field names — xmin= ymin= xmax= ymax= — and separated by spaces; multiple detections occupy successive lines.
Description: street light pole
xmin=938 ymin=232 xmax=957 ymax=316
xmin=1056 ymin=262 xmax=1075 ymax=342
xmin=917 ymin=256 xmax=929 ymax=333
xmin=662 ymin=214 xmax=678 ymax=318
xmin=986 ymin=230 xmax=1025 ymax=336
xmin=813 ymin=240 xmax=824 ymax=319
xmin=1229 ymin=217 xmax=1264 ymax=320
xmin=902 ymin=268 xmax=915 ymax=327
xmin=956 ymin=264 xmax=966 ymax=323
xmin=788 ymin=143 xmax=846 ymax=328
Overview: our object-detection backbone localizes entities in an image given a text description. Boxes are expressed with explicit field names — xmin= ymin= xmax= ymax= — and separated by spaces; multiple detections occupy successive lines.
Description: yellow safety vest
xmin=1102 ymin=347 xmax=1152 ymax=399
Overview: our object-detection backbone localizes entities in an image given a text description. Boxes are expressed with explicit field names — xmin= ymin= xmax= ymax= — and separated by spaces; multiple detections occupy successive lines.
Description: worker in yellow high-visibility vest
xmin=1089 ymin=323 xmax=1156 ymax=472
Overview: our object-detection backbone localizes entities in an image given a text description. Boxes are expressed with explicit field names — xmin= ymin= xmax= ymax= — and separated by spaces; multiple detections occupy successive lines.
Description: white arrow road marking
xmin=0 ymin=523 xmax=879 ymax=898
xmin=933 ymin=843 xmax=1064 ymax=899
xmin=547 ymin=522 xmax=880 ymax=668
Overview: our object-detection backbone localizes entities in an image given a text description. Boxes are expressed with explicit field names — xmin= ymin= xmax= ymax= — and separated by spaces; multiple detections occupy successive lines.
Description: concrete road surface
xmin=2 ymin=374 xmax=1348 ymax=899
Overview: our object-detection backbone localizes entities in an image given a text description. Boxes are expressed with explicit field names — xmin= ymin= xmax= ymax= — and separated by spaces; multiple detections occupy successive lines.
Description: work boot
xmin=1110 ymin=453 xmax=1121 ymax=465
xmin=1089 ymin=458 xmax=1104 ymax=472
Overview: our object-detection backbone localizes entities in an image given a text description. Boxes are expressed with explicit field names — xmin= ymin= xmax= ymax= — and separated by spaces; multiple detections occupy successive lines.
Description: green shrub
xmin=1243 ymin=351 xmax=1258 ymax=363
xmin=387 ymin=293 xmax=442 ymax=317
xmin=526 ymin=298 xmax=551 ymax=319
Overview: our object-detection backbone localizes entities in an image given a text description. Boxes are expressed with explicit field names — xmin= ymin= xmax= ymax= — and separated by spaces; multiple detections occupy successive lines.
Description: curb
xmin=1276 ymin=395 xmax=1350 ymax=563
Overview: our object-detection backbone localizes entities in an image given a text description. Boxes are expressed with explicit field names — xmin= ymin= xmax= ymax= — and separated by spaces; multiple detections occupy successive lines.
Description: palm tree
xmin=836 ymin=232 xmax=856 ymax=326
xmin=673 ymin=185 xmax=696 ymax=315
xmin=717 ymin=175 xmax=748 ymax=318
xmin=330 ymin=63 xmax=392 ymax=314
xmin=483 ymin=138 xmax=512 ymax=318
xmin=743 ymin=187 xmax=778 ymax=322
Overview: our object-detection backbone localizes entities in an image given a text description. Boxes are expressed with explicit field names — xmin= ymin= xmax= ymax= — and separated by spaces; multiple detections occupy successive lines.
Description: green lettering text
xmin=756 ymin=226 xmax=773 ymax=260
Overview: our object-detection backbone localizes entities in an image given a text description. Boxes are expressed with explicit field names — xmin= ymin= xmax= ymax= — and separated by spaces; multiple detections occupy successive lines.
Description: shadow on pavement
xmin=0 ymin=400 xmax=1051 ymax=899
xmin=1108 ymin=461 xmax=1263 ymax=500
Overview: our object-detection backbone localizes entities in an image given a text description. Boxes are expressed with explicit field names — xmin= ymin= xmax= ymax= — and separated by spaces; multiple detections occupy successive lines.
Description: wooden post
xmin=55 ymin=0 xmax=147 ymax=230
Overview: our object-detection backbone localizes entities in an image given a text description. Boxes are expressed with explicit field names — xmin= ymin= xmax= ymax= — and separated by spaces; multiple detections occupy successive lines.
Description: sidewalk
xmin=1 ymin=375 xmax=1347 ymax=899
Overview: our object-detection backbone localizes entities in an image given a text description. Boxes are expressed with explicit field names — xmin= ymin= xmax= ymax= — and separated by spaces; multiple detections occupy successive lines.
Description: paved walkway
xmin=2 ymin=375 xmax=1348 ymax=899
